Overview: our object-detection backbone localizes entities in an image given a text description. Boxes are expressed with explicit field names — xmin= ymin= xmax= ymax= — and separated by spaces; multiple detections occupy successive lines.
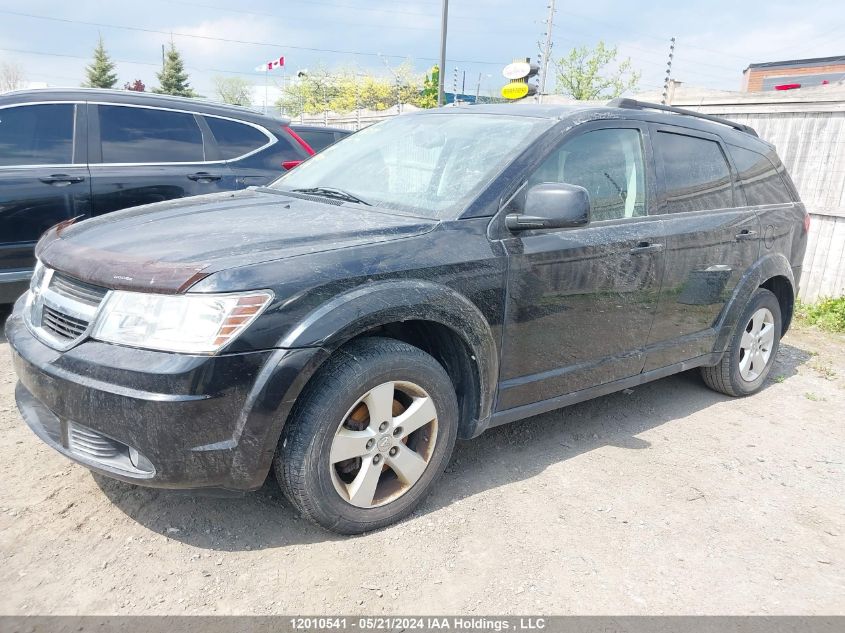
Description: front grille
xmin=68 ymin=424 xmax=121 ymax=460
xmin=42 ymin=305 xmax=88 ymax=340
xmin=50 ymin=272 xmax=108 ymax=307
xmin=34 ymin=271 xmax=109 ymax=346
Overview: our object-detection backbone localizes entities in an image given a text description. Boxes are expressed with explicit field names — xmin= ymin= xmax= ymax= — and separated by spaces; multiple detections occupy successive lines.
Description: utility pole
xmin=538 ymin=0 xmax=556 ymax=101
xmin=437 ymin=0 xmax=449 ymax=106
xmin=661 ymin=37 xmax=676 ymax=105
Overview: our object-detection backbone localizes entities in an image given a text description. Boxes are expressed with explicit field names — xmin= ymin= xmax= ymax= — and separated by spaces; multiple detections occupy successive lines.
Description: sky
xmin=0 ymin=0 xmax=843 ymax=100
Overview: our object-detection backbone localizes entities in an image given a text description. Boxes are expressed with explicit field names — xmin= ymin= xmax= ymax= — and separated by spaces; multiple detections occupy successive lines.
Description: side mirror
xmin=506 ymin=182 xmax=591 ymax=231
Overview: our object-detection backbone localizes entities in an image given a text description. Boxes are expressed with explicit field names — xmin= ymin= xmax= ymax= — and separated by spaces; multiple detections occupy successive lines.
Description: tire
xmin=701 ymin=288 xmax=782 ymax=397
xmin=275 ymin=336 xmax=458 ymax=534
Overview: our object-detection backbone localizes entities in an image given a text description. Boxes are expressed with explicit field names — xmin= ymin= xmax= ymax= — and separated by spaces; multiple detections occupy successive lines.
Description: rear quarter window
xmin=728 ymin=144 xmax=794 ymax=205
xmin=0 ymin=104 xmax=75 ymax=166
xmin=655 ymin=131 xmax=733 ymax=213
xmin=204 ymin=116 xmax=270 ymax=159
xmin=294 ymin=129 xmax=337 ymax=153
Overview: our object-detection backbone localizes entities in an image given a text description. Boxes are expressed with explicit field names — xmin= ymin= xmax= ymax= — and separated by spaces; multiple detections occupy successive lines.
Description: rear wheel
xmin=275 ymin=337 xmax=458 ymax=534
xmin=701 ymin=288 xmax=782 ymax=396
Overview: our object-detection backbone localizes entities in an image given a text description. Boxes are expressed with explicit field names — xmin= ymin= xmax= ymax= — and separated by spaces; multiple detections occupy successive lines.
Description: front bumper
xmin=6 ymin=296 xmax=325 ymax=491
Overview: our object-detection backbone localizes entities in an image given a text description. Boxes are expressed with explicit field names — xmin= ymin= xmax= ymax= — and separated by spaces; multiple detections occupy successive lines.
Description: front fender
xmin=713 ymin=252 xmax=795 ymax=354
xmin=279 ymin=279 xmax=499 ymax=429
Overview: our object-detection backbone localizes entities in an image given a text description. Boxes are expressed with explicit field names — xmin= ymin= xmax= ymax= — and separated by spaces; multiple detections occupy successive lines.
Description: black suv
xmin=6 ymin=100 xmax=808 ymax=534
xmin=0 ymin=88 xmax=314 ymax=303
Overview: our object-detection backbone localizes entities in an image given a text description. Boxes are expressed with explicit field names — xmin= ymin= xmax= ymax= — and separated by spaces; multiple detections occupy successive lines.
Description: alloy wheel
xmin=329 ymin=381 xmax=438 ymax=508
xmin=738 ymin=307 xmax=776 ymax=382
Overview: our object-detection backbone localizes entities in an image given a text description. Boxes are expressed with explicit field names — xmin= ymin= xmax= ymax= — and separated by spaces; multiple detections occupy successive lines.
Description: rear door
xmin=0 ymin=102 xmax=90 ymax=278
xmin=642 ymin=126 xmax=761 ymax=371
xmin=88 ymin=103 xmax=238 ymax=216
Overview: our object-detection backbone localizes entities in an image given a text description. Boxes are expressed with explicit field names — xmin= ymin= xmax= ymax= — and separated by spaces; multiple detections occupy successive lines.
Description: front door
xmin=0 ymin=102 xmax=90 ymax=279
xmin=497 ymin=123 xmax=665 ymax=411
xmin=88 ymin=103 xmax=237 ymax=216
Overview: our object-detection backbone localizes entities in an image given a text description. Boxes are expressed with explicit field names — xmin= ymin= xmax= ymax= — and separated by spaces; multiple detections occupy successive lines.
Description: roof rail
xmin=607 ymin=98 xmax=758 ymax=137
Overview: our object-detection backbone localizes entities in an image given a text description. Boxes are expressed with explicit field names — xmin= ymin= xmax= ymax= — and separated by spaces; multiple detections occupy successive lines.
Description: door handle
xmin=735 ymin=229 xmax=758 ymax=241
xmin=187 ymin=172 xmax=223 ymax=183
xmin=629 ymin=242 xmax=664 ymax=255
xmin=39 ymin=174 xmax=85 ymax=186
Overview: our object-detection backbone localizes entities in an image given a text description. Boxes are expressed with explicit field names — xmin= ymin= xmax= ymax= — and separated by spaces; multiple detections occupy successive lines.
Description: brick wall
xmin=743 ymin=63 xmax=845 ymax=91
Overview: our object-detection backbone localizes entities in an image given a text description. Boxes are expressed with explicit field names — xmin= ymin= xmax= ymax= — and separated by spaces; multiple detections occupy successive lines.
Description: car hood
xmin=35 ymin=188 xmax=438 ymax=293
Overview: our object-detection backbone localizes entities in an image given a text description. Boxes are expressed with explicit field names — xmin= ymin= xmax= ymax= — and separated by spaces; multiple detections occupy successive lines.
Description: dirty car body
xmin=7 ymin=103 xmax=807 ymax=528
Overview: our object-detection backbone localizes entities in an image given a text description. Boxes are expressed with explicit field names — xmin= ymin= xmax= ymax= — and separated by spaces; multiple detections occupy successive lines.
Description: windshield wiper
xmin=291 ymin=187 xmax=371 ymax=206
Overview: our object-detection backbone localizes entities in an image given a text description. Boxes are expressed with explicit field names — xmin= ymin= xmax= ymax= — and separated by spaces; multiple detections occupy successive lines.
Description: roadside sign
xmin=501 ymin=82 xmax=530 ymax=100
xmin=503 ymin=61 xmax=538 ymax=80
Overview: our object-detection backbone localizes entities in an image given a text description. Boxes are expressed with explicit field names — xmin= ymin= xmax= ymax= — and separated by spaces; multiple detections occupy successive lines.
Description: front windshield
xmin=272 ymin=112 xmax=553 ymax=219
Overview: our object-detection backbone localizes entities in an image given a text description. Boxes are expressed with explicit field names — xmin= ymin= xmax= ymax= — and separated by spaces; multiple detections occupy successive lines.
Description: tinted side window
xmin=728 ymin=144 xmax=793 ymax=205
xmin=294 ymin=129 xmax=336 ymax=153
xmin=529 ymin=128 xmax=647 ymax=221
xmin=99 ymin=105 xmax=204 ymax=163
xmin=656 ymin=131 xmax=732 ymax=213
xmin=205 ymin=116 xmax=269 ymax=159
xmin=0 ymin=104 xmax=75 ymax=166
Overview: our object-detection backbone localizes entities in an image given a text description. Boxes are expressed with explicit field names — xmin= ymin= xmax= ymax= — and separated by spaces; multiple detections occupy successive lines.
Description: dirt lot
xmin=0 ymin=308 xmax=843 ymax=615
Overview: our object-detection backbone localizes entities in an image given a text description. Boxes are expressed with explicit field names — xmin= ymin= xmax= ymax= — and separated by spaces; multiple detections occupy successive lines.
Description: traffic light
xmin=501 ymin=58 xmax=539 ymax=100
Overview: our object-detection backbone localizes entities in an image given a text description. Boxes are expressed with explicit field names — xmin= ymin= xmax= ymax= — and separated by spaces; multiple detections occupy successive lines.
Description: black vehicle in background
xmin=289 ymin=124 xmax=352 ymax=153
xmin=0 ymin=88 xmax=316 ymax=303
xmin=7 ymin=100 xmax=808 ymax=534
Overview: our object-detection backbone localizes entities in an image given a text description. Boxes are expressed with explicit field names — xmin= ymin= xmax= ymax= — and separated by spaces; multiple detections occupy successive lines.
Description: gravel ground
xmin=0 ymin=308 xmax=843 ymax=615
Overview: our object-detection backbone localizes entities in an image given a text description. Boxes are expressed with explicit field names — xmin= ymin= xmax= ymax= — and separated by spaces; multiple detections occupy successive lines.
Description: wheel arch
xmin=278 ymin=280 xmax=499 ymax=440
xmin=713 ymin=253 xmax=795 ymax=353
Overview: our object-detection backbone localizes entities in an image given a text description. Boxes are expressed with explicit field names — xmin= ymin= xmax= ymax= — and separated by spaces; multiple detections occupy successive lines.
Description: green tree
xmin=277 ymin=64 xmax=433 ymax=116
xmin=553 ymin=41 xmax=640 ymax=100
xmin=213 ymin=75 xmax=252 ymax=106
xmin=153 ymin=43 xmax=196 ymax=97
xmin=418 ymin=65 xmax=439 ymax=108
xmin=83 ymin=37 xmax=118 ymax=89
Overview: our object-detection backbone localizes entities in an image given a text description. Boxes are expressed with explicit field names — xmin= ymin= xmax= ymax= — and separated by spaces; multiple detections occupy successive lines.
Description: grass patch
xmin=795 ymin=297 xmax=845 ymax=333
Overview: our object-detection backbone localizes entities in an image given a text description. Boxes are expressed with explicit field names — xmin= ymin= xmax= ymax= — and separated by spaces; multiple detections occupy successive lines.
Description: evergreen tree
xmin=153 ymin=43 xmax=195 ymax=97
xmin=83 ymin=37 xmax=118 ymax=89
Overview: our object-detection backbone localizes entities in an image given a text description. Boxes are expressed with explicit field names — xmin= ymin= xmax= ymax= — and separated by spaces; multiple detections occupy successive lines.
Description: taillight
xmin=282 ymin=160 xmax=303 ymax=170
xmin=803 ymin=211 xmax=811 ymax=233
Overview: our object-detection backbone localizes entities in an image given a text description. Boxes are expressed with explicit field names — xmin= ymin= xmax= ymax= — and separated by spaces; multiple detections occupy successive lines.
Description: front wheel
xmin=275 ymin=337 xmax=458 ymax=534
xmin=701 ymin=288 xmax=782 ymax=396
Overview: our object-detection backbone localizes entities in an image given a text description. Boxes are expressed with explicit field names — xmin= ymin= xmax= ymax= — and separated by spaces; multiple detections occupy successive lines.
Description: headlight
xmin=29 ymin=260 xmax=46 ymax=293
xmin=24 ymin=260 xmax=48 ymax=315
xmin=92 ymin=290 xmax=273 ymax=354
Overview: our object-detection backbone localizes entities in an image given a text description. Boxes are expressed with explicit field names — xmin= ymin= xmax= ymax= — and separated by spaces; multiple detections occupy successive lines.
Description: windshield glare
xmin=272 ymin=113 xmax=553 ymax=218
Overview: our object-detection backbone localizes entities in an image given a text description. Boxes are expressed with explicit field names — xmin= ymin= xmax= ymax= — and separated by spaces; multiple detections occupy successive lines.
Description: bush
xmin=796 ymin=297 xmax=845 ymax=333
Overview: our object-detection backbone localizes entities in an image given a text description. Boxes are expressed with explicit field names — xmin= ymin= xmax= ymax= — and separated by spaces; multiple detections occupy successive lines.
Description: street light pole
xmin=437 ymin=0 xmax=449 ymax=106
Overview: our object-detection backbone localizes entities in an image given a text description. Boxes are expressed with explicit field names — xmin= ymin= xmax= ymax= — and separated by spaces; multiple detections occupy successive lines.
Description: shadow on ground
xmin=0 ymin=305 xmax=11 ymax=344
xmin=90 ymin=341 xmax=812 ymax=550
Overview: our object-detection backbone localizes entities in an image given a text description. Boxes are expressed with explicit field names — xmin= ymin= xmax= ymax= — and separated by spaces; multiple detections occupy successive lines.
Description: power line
xmin=0 ymin=46 xmax=274 ymax=78
xmin=0 ymin=8 xmax=507 ymax=66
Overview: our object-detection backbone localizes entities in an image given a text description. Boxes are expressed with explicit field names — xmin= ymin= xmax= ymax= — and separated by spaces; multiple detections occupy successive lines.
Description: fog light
xmin=128 ymin=446 xmax=154 ymax=472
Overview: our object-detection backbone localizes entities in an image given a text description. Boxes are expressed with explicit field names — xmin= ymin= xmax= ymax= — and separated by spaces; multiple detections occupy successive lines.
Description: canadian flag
xmin=255 ymin=56 xmax=285 ymax=72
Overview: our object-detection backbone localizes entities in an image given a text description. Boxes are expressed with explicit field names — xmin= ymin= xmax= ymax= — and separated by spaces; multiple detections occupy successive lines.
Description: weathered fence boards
xmin=802 ymin=211 xmax=845 ymax=300
xmin=692 ymin=101 xmax=845 ymax=300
